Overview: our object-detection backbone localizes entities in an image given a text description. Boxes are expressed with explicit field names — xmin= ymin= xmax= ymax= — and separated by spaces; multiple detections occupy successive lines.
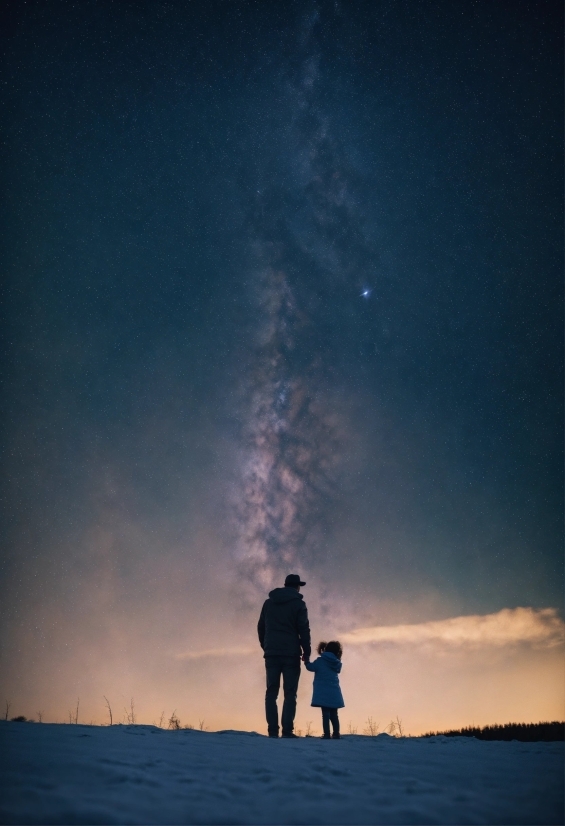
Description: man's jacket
xmin=257 ymin=587 xmax=311 ymax=658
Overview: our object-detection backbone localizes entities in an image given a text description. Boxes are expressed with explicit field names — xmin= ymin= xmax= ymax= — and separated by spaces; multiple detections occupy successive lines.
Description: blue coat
xmin=304 ymin=652 xmax=344 ymax=708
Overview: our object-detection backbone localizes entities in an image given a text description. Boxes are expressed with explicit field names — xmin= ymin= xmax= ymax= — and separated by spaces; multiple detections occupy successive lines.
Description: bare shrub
xmin=124 ymin=699 xmax=136 ymax=725
xmin=198 ymin=719 xmax=208 ymax=731
xmin=183 ymin=722 xmax=194 ymax=730
xmin=68 ymin=699 xmax=80 ymax=725
xmin=11 ymin=715 xmax=27 ymax=722
xmin=5 ymin=701 xmax=11 ymax=721
xmin=157 ymin=711 xmax=165 ymax=728
xmin=396 ymin=716 xmax=404 ymax=737
xmin=103 ymin=696 xmax=113 ymax=726
xmin=348 ymin=721 xmax=358 ymax=734
xmin=363 ymin=716 xmax=379 ymax=736
xmin=37 ymin=711 xmax=44 ymax=723
xmin=168 ymin=710 xmax=181 ymax=730
xmin=385 ymin=717 xmax=405 ymax=737
xmin=304 ymin=721 xmax=316 ymax=737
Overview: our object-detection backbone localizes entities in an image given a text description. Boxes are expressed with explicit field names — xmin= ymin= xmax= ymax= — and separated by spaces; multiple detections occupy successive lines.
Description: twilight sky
xmin=2 ymin=0 xmax=563 ymax=734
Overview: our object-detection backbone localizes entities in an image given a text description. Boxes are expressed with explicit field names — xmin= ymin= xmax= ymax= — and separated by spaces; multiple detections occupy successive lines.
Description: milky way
xmin=230 ymin=8 xmax=375 ymax=591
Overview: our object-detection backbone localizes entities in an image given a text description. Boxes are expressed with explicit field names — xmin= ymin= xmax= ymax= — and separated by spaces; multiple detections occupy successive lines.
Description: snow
xmin=0 ymin=722 xmax=562 ymax=825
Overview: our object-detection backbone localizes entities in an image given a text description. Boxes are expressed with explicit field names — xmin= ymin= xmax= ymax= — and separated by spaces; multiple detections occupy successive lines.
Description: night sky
xmin=2 ymin=0 xmax=563 ymax=732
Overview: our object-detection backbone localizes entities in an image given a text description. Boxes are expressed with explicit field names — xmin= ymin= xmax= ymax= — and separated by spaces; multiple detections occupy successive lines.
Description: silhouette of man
xmin=257 ymin=574 xmax=311 ymax=738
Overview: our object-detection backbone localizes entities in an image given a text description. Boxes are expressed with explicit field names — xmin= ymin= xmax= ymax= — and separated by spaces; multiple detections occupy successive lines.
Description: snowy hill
xmin=0 ymin=722 xmax=562 ymax=825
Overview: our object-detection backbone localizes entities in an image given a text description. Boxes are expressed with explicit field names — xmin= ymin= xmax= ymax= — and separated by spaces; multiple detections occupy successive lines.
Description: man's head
xmin=284 ymin=574 xmax=306 ymax=590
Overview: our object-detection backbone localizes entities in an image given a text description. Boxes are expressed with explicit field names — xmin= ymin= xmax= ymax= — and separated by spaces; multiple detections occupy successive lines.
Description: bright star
xmin=360 ymin=288 xmax=372 ymax=298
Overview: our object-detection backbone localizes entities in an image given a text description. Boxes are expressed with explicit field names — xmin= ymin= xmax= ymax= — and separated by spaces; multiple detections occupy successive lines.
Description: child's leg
xmin=330 ymin=708 xmax=340 ymax=737
xmin=321 ymin=707 xmax=331 ymax=738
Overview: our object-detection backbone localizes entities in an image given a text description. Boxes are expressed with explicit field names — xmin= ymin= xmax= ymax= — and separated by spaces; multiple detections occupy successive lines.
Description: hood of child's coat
xmin=321 ymin=651 xmax=341 ymax=671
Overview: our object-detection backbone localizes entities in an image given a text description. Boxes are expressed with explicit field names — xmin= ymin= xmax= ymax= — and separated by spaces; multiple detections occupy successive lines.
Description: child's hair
xmin=317 ymin=640 xmax=343 ymax=659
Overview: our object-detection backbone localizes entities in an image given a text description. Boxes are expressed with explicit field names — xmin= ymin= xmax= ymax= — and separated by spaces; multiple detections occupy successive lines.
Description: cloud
xmin=341 ymin=607 xmax=565 ymax=650
xmin=176 ymin=646 xmax=255 ymax=661
xmin=175 ymin=608 xmax=564 ymax=661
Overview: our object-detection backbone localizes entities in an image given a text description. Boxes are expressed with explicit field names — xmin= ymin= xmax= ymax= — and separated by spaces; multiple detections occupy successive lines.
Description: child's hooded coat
xmin=304 ymin=651 xmax=344 ymax=708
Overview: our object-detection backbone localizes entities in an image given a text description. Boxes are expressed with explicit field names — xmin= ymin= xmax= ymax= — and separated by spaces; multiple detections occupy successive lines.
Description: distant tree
xmin=422 ymin=721 xmax=564 ymax=742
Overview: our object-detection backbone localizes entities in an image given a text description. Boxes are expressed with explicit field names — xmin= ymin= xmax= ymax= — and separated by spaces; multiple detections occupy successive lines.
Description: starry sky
xmin=2 ymin=0 xmax=563 ymax=733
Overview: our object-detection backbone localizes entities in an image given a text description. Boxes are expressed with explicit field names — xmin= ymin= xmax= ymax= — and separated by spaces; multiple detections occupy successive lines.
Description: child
xmin=304 ymin=641 xmax=344 ymax=739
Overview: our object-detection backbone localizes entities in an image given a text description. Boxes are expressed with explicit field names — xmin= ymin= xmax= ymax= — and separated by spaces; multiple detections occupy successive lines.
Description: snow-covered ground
xmin=0 ymin=722 xmax=562 ymax=825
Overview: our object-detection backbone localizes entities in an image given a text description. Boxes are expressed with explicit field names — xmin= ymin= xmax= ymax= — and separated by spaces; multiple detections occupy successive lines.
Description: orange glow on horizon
xmin=3 ymin=601 xmax=563 ymax=736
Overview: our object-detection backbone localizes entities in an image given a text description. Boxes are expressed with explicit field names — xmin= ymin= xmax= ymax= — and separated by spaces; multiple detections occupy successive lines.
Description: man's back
xmin=258 ymin=587 xmax=311 ymax=658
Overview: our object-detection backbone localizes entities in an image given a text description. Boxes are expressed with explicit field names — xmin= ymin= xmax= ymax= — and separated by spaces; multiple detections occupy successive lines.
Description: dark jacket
xmin=305 ymin=651 xmax=344 ymax=708
xmin=257 ymin=587 xmax=311 ymax=658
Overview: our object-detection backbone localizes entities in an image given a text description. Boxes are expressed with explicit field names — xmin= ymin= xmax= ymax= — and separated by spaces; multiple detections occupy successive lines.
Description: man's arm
xmin=257 ymin=602 xmax=266 ymax=649
xmin=297 ymin=602 xmax=311 ymax=659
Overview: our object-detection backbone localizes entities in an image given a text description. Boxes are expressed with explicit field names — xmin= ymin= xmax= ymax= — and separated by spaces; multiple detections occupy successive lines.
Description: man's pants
xmin=264 ymin=655 xmax=301 ymax=736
